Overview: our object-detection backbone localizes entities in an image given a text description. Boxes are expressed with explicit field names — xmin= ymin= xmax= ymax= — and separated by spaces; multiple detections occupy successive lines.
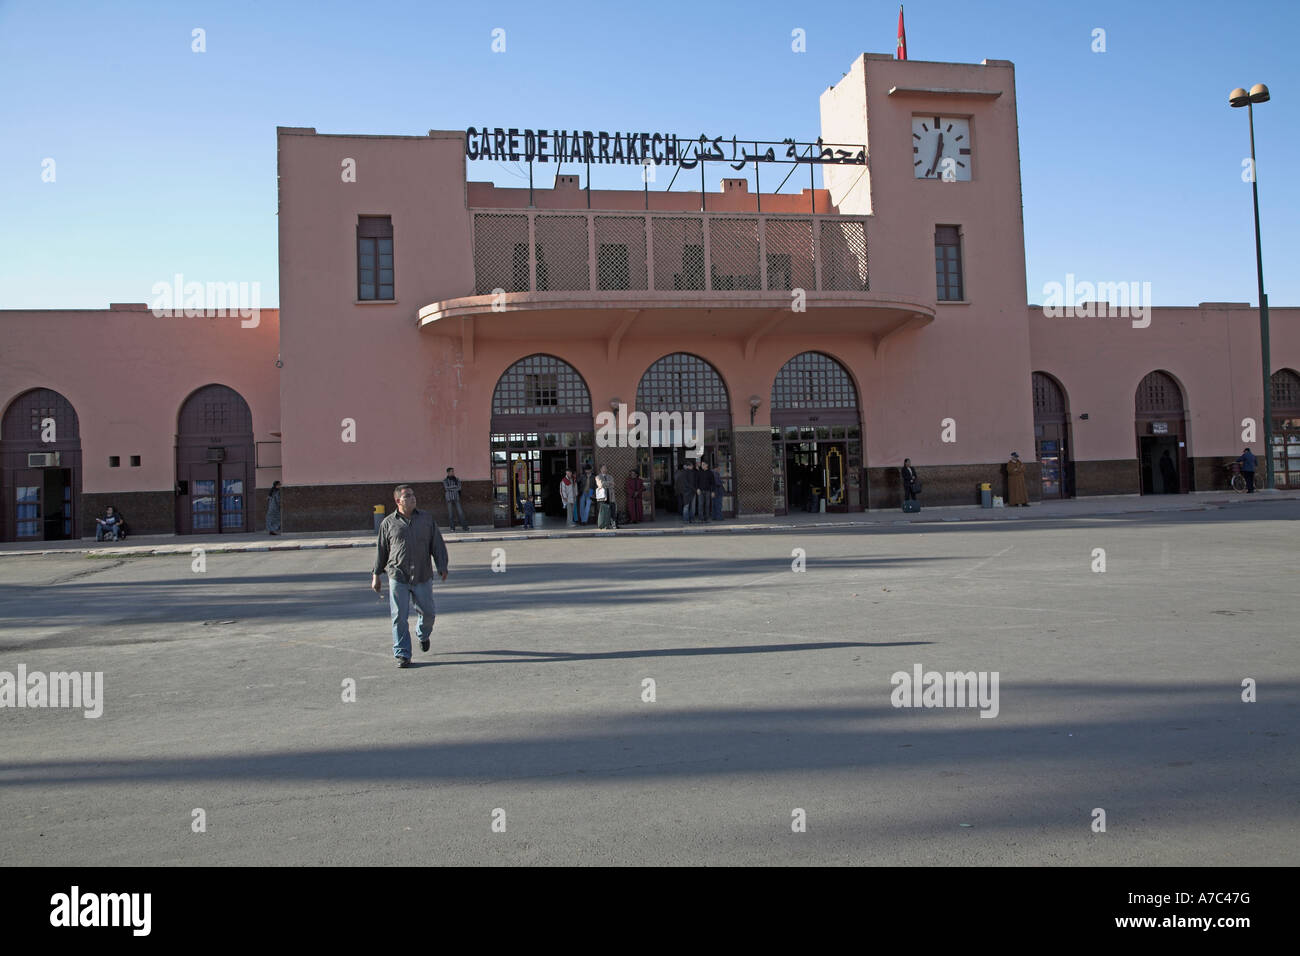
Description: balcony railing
xmin=471 ymin=210 xmax=868 ymax=297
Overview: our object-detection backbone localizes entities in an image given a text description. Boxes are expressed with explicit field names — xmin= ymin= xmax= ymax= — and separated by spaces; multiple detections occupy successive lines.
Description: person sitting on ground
xmin=95 ymin=506 xmax=122 ymax=542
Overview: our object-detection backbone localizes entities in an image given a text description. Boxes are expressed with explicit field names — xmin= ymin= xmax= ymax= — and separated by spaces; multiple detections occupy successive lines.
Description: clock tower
xmin=818 ymin=53 xmax=1035 ymax=490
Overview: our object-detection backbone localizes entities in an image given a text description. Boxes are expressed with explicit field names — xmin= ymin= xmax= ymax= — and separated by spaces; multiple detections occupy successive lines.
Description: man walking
xmin=372 ymin=485 xmax=449 ymax=668
xmin=442 ymin=467 xmax=471 ymax=531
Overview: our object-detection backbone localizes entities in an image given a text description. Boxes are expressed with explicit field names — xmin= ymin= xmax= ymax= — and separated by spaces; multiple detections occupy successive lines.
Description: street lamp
xmin=1230 ymin=83 xmax=1273 ymax=490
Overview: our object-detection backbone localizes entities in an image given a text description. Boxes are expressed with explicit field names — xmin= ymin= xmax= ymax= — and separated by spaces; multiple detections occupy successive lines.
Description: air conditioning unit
xmin=28 ymin=452 xmax=60 ymax=467
xmin=206 ymin=446 xmax=226 ymax=462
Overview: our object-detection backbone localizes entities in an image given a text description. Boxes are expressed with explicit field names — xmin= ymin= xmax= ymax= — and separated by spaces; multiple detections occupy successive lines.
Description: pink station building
xmin=3 ymin=53 xmax=1298 ymax=541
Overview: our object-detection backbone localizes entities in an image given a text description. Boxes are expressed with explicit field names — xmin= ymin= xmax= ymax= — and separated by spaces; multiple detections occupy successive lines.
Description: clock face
xmin=912 ymin=116 xmax=972 ymax=181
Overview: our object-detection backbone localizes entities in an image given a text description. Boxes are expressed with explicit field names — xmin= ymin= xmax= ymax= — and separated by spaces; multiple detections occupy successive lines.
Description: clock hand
xmin=927 ymin=133 xmax=944 ymax=177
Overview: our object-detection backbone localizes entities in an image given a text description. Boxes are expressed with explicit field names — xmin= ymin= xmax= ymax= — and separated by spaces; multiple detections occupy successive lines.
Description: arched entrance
xmin=1 ymin=388 xmax=81 ymax=542
xmin=490 ymin=354 xmax=593 ymax=527
xmin=176 ymin=385 xmax=255 ymax=533
xmin=1032 ymin=372 xmax=1073 ymax=499
xmin=1135 ymin=371 xmax=1189 ymax=494
xmin=635 ymin=353 xmax=734 ymax=520
xmin=770 ymin=351 xmax=862 ymax=514
xmin=1271 ymin=369 xmax=1300 ymax=489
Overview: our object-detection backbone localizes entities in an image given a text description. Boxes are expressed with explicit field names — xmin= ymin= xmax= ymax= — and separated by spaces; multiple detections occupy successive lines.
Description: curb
xmin=4 ymin=493 xmax=1297 ymax=560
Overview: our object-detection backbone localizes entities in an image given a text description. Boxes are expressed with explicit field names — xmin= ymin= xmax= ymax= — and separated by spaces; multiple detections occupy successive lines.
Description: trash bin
xmin=980 ymin=482 xmax=993 ymax=508
xmin=373 ymin=504 xmax=385 ymax=532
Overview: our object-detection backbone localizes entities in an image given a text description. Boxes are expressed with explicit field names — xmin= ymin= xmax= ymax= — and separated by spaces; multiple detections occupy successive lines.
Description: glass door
xmin=221 ymin=475 xmax=245 ymax=530
xmin=190 ymin=467 xmax=219 ymax=532
xmin=14 ymin=469 xmax=42 ymax=540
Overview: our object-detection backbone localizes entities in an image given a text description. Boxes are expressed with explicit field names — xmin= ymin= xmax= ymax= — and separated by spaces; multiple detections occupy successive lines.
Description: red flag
xmin=897 ymin=5 xmax=907 ymax=60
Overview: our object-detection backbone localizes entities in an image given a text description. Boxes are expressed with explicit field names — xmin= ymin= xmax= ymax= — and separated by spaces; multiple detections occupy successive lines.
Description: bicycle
xmin=1225 ymin=461 xmax=1247 ymax=493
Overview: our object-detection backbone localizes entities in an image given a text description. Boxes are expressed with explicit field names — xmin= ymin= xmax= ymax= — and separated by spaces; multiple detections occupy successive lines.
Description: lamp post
xmin=1230 ymin=83 xmax=1273 ymax=490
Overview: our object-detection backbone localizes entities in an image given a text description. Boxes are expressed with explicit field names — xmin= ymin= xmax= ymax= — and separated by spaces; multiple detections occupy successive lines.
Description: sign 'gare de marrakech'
xmin=465 ymin=127 xmax=867 ymax=168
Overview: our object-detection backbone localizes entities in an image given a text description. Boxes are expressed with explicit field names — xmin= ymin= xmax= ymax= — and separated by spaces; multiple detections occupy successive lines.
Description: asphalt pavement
xmin=0 ymin=497 xmax=1296 ymax=865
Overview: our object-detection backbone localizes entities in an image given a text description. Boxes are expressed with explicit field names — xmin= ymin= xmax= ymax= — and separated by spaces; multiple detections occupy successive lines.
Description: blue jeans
xmin=713 ymin=489 xmax=723 ymax=520
xmin=389 ymin=577 xmax=436 ymax=661
xmin=580 ymin=491 xmax=593 ymax=523
xmin=446 ymin=498 xmax=468 ymax=530
xmin=568 ymin=501 xmax=579 ymax=524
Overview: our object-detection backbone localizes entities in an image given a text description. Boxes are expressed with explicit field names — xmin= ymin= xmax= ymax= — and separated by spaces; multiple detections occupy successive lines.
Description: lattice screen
xmin=652 ymin=217 xmax=705 ymax=291
xmin=595 ymin=216 xmax=648 ymax=291
xmin=708 ymin=218 xmax=760 ymax=291
xmin=534 ymin=215 xmax=590 ymax=291
xmin=763 ymin=219 xmax=815 ymax=291
xmin=473 ymin=214 xmax=529 ymax=294
xmin=819 ymin=219 xmax=869 ymax=291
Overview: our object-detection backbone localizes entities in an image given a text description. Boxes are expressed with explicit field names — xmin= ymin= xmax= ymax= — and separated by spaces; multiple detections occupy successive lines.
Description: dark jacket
xmin=697 ymin=467 xmax=715 ymax=492
xmin=901 ymin=466 xmax=918 ymax=492
xmin=373 ymin=508 xmax=448 ymax=584
xmin=673 ymin=466 xmax=692 ymax=495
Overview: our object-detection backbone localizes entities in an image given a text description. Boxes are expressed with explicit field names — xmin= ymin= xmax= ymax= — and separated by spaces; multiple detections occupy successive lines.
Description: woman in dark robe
xmin=1006 ymin=453 xmax=1029 ymax=506
xmin=625 ymin=471 xmax=645 ymax=523
xmin=267 ymin=481 xmax=283 ymax=534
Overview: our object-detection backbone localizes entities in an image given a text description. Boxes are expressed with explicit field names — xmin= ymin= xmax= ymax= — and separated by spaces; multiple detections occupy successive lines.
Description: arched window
xmin=1 ymin=387 xmax=80 ymax=443
xmin=771 ymin=352 xmax=858 ymax=410
xmin=492 ymin=354 xmax=591 ymax=417
xmin=1135 ymin=370 xmax=1185 ymax=416
xmin=636 ymin=353 xmax=730 ymax=413
xmin=1032 ymin=372 xmax=1067 ymax=418
xmin=178 ymin=384 xmax=253 ymax=436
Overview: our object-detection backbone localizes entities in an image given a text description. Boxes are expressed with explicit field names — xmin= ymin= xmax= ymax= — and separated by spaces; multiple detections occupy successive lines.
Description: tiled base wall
xmin=72 ymin=459 xmax=1227 ymax=538
xmin=1191 ymin=456 xmax=1253 ymax=493
xmin=285 ymin=481 xmax=493 ymax=533
xmin=1072 ymin=459 xmax=1138 ymax=496
xmin=865 ymin=462 xmax=1042 ymax=510
xmin=81 ymin=491 xmax=174 ymax=537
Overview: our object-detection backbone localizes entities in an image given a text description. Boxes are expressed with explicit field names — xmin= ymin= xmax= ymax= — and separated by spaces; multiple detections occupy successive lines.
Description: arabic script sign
xmin=465 ymin=127 xmax=866 ymax=169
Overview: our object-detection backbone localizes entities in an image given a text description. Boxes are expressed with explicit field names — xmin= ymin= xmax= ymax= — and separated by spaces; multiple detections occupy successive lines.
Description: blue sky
xmin=1 ymin=0 xmax=1295 ymax=309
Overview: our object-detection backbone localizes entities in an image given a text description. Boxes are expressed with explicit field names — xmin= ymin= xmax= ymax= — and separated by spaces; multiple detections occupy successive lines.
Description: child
xmin=522 ymin=496 xmax=535 ymax=528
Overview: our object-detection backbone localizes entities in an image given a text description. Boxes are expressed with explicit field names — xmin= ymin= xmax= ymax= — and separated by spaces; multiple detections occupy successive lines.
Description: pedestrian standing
xmin=266 ymin=480 xmax=282 ymax=535
xmin=674 ymin=460 xmax=693 ymax=523
xmin=443 ymin=467 xmax=471 ymax=531
xmin=711 ymin=462 xmax=724 ymax=520
xmin=1236 ymin=447 xmax=1258 ymax=493
xmin=579 ymin=466 xmax=595 ymax=524
xmin=625 ymin=470 xmax=645 ymax=523
xmin=371 ymin=484 xmax=449 ymax=668
xmin=1159 ymin=450 xmax=1179 ymax=494
xmin=1006 ymin=452 xmax=1029 ymax=506
xmin=901 ymin=458 xmax=919 ymax=503
xmin=696 ymin=458 xmax=713 ymax=522
xmin=595 ymin=474 xmax=614 ymax=529
xmin=560 ymin=469 xmax=578 ymax=524
xmin=597 ymin=465 xmax=618 ymax=528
